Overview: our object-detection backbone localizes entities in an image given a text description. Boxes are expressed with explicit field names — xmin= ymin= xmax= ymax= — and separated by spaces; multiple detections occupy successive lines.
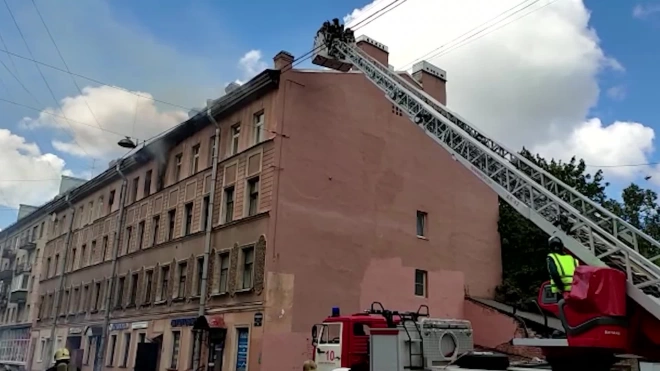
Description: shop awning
xmin=193 ymin=315 xmax=226 ymax=331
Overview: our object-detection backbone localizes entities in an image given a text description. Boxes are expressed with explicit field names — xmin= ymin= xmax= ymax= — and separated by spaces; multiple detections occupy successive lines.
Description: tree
xmin=495 ymin=149 xmax=610 ymax=310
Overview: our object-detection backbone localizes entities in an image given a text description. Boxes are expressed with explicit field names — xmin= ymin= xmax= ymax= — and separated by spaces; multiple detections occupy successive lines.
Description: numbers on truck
xmin=326 ymin=350 xmax=335 ymax=362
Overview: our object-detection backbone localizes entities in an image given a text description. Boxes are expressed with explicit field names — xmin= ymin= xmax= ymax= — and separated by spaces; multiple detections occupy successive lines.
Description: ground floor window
xmin=170 ymin=331 xmax=181 ymax=369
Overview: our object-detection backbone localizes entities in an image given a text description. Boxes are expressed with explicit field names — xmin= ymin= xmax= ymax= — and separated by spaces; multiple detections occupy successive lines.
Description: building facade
xmin=0 ymin=175 xmax=86 ymax=371
xmin=19 ymin=36 xmax=503 ymax=371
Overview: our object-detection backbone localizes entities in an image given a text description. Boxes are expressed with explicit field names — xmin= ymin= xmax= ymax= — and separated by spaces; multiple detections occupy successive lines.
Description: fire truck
xmin=308 ymin=19 xmax=660 ymax=371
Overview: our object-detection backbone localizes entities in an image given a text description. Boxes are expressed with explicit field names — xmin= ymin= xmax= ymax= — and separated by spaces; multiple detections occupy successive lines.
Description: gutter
xmin=192 ymin=106 xmax=221 ymax=370
xmin=94 ymin=161 xmax=128 ymax=371
xmin=44 ymin=193 xmax=75 ymax=370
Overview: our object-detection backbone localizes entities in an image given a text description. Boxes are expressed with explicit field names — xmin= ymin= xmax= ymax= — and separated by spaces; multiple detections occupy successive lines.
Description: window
xmin=107 ymin=334 xmax=117 ymax=366
xmin=81 ymin=244 xmax=87 ymax=267
xmin=70 ymin=248 xmax=77 ymax=271
xmin=152 ymin=215 xmax=160 ymax=246
xmin=131 ymin=177 xmax=140 ymax=203
xmin=137 ymin=221 xmax=145 ymax=250
xmin=91 ymin=240 xmax=97 ymax=262
xmin=208 ymin=135 xmax=217 ymax=166
xmin=39 ymin=222 xmax=44 ymax=238
xmin=125 ymin=226 xmax=133 ymax=253
xmin=102 ymin=236 xmax=108 ymax=261
xmin=72 ymin=288 xmax=79 ymax=313
xmin=145 ymin=270 xmax=153 ymax=303
xmin=177 ymin=262 xmax=187 ymax=298
xmin=116 ymin=277 xmax=125 ymax=308
xmin=160 ymin=266 xmax=170 ymax=300
xmin=168 ymin=209 xmax=176 ymax=241
xmin=170 ymin=331 xmax=181 ymax=369
xmin=414 ymin=269 xmax=427 ymax=297
xmin=253 ymin=112 xmax=264 ymax=144
xmin=94 ymin=282 xmax=102 ymax=310
xmin=129 ymin=273 xmax=138 ymax=305
xmin=54 ymin=254 xmax=60 ymax=276
xmin=46 ymin=258 xmax=51 ymax=277
xmin=235 ymin=328 xmax=249 ymax=371
xmin=108 ymin=190 xmax=115 ymax=213
xmin=224 ymin=187 xmax=235 ymax=223
xmin=195 ymin=257 xmax=204 ymax=296
xmin=184 ymin=202 xmax=193 ymax=235
xmin=242 ymin=247 xmax=254 ymax=289
xmin=219 ymin=253 xmax=229 ymax=293
xmin=191 ymin=144 xmax=200 ymax=174
xmin=139 ymin=333 xmax=146 ymax=343
xmin=98 ymin=196 xmax=104 ymax=217
xmin=88 ymin=202 xmax=94 ymax=223
xmin=121 ymin=332 xmax=131 ymax=367
xmin=144 ymin=170 xmax=152 ymax=197
xmin=230 ymin=124 xmax=240 ymax=155
xmin=174 ymin=153 xmax=183 ymax=182
xmin=416 ymin=210 xmax=427 ymax=237
xmin=83 ymin=285 xmax=89 ymax=312
xmin=246 ymin=177 xmax=260 ymax=216
xmin=201 ymin=195 xmax=210 ymax=231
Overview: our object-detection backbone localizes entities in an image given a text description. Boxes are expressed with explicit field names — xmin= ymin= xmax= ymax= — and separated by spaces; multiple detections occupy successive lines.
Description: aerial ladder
xmin=311 ymin=19 xmax=660 ymax=367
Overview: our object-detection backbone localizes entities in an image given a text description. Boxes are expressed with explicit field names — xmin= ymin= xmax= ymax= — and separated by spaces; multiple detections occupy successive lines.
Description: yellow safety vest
xmin=548 ymin=253 xmax=579 ymax=294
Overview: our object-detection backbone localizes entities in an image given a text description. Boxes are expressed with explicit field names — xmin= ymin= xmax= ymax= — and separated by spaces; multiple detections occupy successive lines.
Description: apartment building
xmin=0 ymin=176 xmax=86 ymax=371
xmin=26 ymin=36 xmax=501 ymax=371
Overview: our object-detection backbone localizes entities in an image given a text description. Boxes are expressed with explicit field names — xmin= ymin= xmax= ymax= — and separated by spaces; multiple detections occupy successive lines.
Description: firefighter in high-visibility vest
xmin=47 ymin=348 xmax=80 ymax=371
xmin=546 ymin=236 xmax=579 ymax=299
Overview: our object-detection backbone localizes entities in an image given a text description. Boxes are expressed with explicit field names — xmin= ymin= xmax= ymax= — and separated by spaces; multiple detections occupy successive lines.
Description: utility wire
xmin=3 ymin=0 xmax=92 ymax=158
xmin=30 ymin=0 xmax=106 ymax=131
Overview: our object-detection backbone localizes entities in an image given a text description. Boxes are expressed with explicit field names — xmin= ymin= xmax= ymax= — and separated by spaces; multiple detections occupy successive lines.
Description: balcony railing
xmin=9 ymin=289 xmax=26 ymax=304
xmin=1 ymin=249 xmax=15 ymax=260
xmin=14 ymin=263 xmax=31 ymax=275
xmin=17 ymin=238 xmax=36 ymax=251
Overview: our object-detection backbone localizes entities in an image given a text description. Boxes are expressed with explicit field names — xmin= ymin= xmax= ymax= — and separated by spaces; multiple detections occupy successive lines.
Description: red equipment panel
xmin=538 ymin=266 xmax=628 ymax=351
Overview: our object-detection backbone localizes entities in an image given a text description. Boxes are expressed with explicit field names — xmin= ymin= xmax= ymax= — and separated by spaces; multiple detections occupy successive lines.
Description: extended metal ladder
xmin=311 ymin=21 xmax=660 ymax=321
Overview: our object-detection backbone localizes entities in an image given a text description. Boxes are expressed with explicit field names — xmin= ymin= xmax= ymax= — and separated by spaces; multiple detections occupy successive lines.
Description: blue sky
xmin=0 ymin=0 xmax=658 ymax=228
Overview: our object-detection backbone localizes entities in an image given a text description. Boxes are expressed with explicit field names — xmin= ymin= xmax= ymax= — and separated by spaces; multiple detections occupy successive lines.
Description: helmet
xmin=54 ymin=348 xmax=70 ymax=361
xmin=548 ymin=236 xmax=564 ymax=251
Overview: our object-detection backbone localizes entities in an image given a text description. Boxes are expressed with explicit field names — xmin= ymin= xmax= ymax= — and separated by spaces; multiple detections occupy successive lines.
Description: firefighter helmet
xmin=548 ymin=236 xmax=564 ymax=252
xmin=54 ymin=348 xmax=70 ymax=361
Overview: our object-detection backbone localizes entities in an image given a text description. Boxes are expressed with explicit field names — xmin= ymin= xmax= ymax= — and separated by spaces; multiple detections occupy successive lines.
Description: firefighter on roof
xmin=546 ymin=236 xmax=579 ymax=299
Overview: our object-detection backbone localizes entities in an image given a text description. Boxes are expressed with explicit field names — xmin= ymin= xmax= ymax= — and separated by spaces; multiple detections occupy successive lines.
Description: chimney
xmin=356 ymin=35 xmax=389 ymax=66
xmin=274 ymin=51 xmax=294 ymax=70
xmin=412 ymin=60 xmax=447 ymax=105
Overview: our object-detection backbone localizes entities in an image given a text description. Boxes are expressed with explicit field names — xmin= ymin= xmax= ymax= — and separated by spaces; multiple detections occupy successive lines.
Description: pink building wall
xmin=260 ymin=65 xmax=502 ymax=370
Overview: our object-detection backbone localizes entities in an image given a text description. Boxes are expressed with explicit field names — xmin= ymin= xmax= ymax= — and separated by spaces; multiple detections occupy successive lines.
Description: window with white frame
xmin=253 ymin=112 xmax=264 ymax=144
xmin=231 ymin=124 xmax=241 ymax=155
xmin=191 ymin=144 xmax=200 ymax=174
xmin=242 ymin=247 xmax=254 ymax=289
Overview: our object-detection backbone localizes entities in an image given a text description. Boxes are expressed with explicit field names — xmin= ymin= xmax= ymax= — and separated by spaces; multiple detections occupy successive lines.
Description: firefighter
xmin=303 ymin=359 xmax=317 ymax=371
xmin=47 ymin=348 xmax=79 ymax=371
xmin=546 ymin=236 xmax=579 ymax=299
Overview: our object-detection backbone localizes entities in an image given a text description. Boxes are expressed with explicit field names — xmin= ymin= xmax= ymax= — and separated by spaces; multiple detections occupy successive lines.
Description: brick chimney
xmin=412 ymin=61 xmax=447 ymax=105
xmin=274 ymin=51 xmax=294 ymax=70
xmin=356 ymin=35 xmax=389 ymax=66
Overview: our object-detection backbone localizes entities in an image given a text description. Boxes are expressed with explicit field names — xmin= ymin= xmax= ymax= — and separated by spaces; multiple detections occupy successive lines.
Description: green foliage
xmin=494 ymin=148 xmax=660 ymax=310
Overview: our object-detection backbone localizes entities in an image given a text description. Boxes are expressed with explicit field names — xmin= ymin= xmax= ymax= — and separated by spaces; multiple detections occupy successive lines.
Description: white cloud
xmin=0 ymin=129 xmax=70 ymax=208
xmin=21 ymin=85 xmax=188 ymax=160
xmin=533 ymin=119 xmax=655 ymax=179
xmin=606 ymin=85 xmax=626 ymax=101
xmin=633 ymin=3 xmax=660 ymax=19
xmin=235 ymin=50 xmax=268 ymax=84
xmin=343 ymin=0 xmax=652 ymax=182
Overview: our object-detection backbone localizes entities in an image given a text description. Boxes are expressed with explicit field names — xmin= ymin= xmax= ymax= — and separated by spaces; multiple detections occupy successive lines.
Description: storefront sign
xmin=131 ymin=321 xmax=149 ymax=330
xmin=253 ymin=313 xmax=263 ymax=327
xmin=235 ymin=329 xmax=249 ymax=371
xmin=109 ymin=322 xmax=130 ymax=331
xmin=171 ymin=317 xmax=196 ymax=328
xmin=68 ymin=327 xmax=84 ymax=335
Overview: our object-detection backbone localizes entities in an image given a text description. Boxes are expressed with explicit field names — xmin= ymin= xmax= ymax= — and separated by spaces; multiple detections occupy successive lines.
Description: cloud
xmin=21 ymin=85 xmax=188 ymax=160
xmin=533 ymin=119 xmax=655 ymax=179
xmin=343 ymin=0 xmax=653 ymax=182
xmin=606 ymin=85 xmax=626 ymax=101
xmin=633 ymin=3 xmax=660 ymax=19
xmin=0 ymin=129 xmax=70 ymax=208
xmin=235 ymin=50 xmax=267 ymax=84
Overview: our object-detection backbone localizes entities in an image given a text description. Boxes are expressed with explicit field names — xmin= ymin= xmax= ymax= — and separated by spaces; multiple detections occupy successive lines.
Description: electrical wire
xmin=3 ymin=0 xmax=92 ymax=158
xmin=30 ymin=0 xmax=106 ymax=132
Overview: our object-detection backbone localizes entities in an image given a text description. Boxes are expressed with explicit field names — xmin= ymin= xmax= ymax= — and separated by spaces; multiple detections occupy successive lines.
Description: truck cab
xmin=311 ymin=306 xmax=393 ymax=371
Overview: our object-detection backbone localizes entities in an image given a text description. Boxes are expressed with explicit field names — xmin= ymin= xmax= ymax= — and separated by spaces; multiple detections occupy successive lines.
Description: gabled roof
xmin=0 ymin=69 xmax=281 ymax=239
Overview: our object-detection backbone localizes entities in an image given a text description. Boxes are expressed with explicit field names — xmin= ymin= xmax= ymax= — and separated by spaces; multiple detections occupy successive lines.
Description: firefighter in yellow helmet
xmin=47 ymin=348 xmax=79 ymax=371
xmin=547 ymin=236 xmax=579 ymax=300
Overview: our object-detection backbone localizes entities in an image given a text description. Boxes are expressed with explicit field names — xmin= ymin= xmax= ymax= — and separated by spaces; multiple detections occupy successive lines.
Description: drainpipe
xmin=193 ymin=106 xmax=221 ymax=371
xmin=45 ymin=194 xmax=75 ymax=370
xmin=94 ymin=161 xmax=128 ymax=371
